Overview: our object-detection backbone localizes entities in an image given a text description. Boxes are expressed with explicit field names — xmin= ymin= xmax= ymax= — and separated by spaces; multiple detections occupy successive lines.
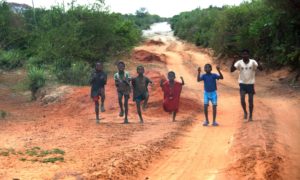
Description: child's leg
xmin=143 ymin=92 xmax=149 ymax=110
xmin=136 ymin=101 xmax=143 ymax=123
xmin=240 ymin=91 xmax=247 ymax=119
xmin=94 ymin=98 xmax=100 ymax=122
xmin=172 ymin=111 xmax=176 ymax=122
xmin=248 ymin=93 xmax=254 ymax=120
xmin=124 ymin=95 xmax=129 ymax=123
xmin=118 ymin=92 xmax=124 ymax=116
xmin=100 ymin=88 xmax=105 ymax=112
xmin=213 ymin=105 xmax=217 ymax=122
xmin=204 ymin=104 xmax=209 ymax=122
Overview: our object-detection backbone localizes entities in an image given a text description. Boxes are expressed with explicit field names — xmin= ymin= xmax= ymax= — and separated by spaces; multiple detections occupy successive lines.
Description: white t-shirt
xmin=234 ymin=59 xmax=258 ymax=84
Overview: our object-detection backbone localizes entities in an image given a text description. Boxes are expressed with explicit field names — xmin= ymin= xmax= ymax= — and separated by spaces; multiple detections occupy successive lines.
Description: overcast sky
xmin=6 ymin=0 xmax=246 ymax=17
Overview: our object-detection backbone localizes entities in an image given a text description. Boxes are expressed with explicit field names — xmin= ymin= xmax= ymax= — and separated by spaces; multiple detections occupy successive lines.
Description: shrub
xmin=27 ymin=66 xmax=46 ymax=100
xmin=0 ymin=50 xmax=23 ymax=70
xmin=53 ymin=60 xmax=91 ymax=86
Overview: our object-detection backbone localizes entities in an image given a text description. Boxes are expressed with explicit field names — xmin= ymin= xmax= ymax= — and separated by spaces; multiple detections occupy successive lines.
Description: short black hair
xmin=168 ymin=71 xmax=175 ymax=76
xmin=137 ymin=65 xmax=144 ymax=70
xmin=204 ymin=64 xmax=212 ymax=68
xmin=96 ymin=62 xmax=102 ymax=66
xmin=241 ymin=49 xmax=250 ymax=54
xmin=118 ymin=61 xmax=125 ymax=66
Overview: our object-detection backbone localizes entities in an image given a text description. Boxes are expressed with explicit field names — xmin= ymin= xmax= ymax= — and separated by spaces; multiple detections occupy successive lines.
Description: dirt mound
xmin=38 ymin=85 xmax=73 ymax=105
xmin=145 ymin=39 xmax=164 ymax=46
xmin=132 ymin=50 xmax=166 ymax=63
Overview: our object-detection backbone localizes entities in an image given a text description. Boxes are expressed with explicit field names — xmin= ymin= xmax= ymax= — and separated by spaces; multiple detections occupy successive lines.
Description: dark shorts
xmin=239 ymin=84 xmax=255 ymax=94
xmin=118 ymin=91 xmax=130 ymax=99
xmin=133 ymin=92 xmax=149 ymax=102
xmin=91 ymin=87 xmax=105 ymax=102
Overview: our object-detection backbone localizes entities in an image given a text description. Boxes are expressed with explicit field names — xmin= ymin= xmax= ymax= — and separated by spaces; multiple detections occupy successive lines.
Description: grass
xmin=0 ymin=146 xmax=65 ymax=163
xmin=0 ymin=110 xmax=7 ymax=119
xmin=41 ymin=157 xmax=64 ymax=163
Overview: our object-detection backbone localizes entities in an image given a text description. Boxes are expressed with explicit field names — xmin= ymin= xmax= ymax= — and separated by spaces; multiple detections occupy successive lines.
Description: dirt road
xmin=136 ymin=36 xmax=300 ymax=179
xmin=0 ymin=32 xmax=300 ymax=179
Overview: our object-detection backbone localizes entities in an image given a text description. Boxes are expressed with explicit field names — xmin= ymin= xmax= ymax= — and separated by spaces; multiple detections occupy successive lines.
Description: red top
xmin=162 ymin=81 xmax=182 ymax=112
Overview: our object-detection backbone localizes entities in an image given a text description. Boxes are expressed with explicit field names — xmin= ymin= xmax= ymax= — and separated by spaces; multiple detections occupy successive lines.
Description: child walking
xmin=160 ymin=71 xmax=184 ymax=122
xmin=90 ymin=62 xmax=107 ymax=123
xmin=114 ymin=61 xmax=131 ymax=124
xmin=197 ymin=64 xmax=223 ymax=126
xmin=131 ymin=65 xmax=153 ymax=123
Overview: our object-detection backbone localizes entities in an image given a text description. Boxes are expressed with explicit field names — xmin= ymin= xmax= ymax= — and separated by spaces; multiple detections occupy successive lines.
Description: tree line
xmin=170 ymin=0 xmax=300 ymax=69
xmin=0 ymin=1 xmax=165 ymax=98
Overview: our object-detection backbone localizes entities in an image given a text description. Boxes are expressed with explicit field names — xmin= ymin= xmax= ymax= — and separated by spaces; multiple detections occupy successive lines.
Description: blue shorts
xmin=204 ymin=91 xmax=218 ymax=105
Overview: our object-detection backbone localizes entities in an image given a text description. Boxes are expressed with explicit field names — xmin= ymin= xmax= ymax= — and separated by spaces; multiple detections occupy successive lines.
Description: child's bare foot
xmin=119 ymin=111 xmax=124 ymax=117
xmin=101 ymin=106 xmax=105 ymax=112
xmin=244 ymin=112 xmax=248 ymax=119
xmin=249 ymin=116 xmax=253 ymax=121
xmin=123 ymin=119 xmax=129 ymax=124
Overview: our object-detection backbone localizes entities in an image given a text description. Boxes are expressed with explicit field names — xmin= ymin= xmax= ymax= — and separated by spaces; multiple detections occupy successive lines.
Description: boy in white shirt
xmin=230 ymin=49 xmax=263 ymax=121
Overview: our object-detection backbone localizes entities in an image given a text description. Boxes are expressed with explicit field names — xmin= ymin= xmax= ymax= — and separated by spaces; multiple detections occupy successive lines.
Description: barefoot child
xmin=131 ymin=65 xmax=153 ymax=123
xmin=160 ymin=71 xmax=184 ymax=122
xmin=90 ymin=62 xmax=107 ymax=123
xmin=114 ymin=61 xmax=131 ymax=124
xmin=197 ymin=64 xmax=224 ymax=126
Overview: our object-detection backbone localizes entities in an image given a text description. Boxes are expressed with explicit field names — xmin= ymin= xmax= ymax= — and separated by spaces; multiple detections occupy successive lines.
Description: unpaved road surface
xmin=1 ymin=33 xmax=300 ymax=180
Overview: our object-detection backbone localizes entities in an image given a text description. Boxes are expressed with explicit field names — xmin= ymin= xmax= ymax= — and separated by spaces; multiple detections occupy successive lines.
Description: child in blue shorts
xmin=197 ymin=64 xmax=224 ymax=126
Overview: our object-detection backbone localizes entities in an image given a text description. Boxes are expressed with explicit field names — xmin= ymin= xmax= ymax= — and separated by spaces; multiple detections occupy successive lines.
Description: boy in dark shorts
xmin=114 ymin=61 xmax=131 ymax=124
xmin=90 ymin=62 xmax=107 ymax=123
xmin=197 ymin=64 xmax=224 ymax=126
xmin=231 ymin=49 xmax=263 ymax=121
xmin=132 ymin=65 xmax=153 ymax=123
xmin=160 ymin=71 xmax=184 ymax=122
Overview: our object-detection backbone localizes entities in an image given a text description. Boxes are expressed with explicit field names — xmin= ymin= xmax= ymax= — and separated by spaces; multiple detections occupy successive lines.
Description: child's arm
xmin=180 ymin=76 xmax=185 ymax=85
xmin=90 ymin=72 xmax=96 ymax=85
xmin=104 ymin=73 xmax=108 ymax=85
xmin=197 ymin=67 xmax=202 ymax=82
xmin=230 ymin=57 xmax=238 ymax=72
xmin=216 ymin=65 xmax=224 ymax=79
xmin=257 ymin=58 xmax=263 ymax=71
xmin=160 ymin=79 xmax=164 ymax=89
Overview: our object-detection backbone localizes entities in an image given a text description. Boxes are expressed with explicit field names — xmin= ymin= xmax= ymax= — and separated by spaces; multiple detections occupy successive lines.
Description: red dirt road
xmin=1 ymin=35 xmax=300 ymax=180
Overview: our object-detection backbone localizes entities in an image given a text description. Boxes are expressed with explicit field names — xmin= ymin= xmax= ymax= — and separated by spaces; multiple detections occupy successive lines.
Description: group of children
xmin=90 ymin=60 xmax=222 ymax=126
xmin=91 ymin=49 xmax=261 ymax=125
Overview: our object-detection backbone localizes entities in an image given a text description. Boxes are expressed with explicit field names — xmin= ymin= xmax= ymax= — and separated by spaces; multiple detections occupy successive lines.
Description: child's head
xmin=117 ymin=61 xmax=125 ymax=72
xmin=204 ymin=64 xmax=212 ymax=73
xmin=95 ymin=62 xmax=103 ymax=71
xmin=137 ymin=65 xmax=144 ymax=75
xmin=167 ymin=71 xmax=176 ymax=81
xmin=241 ymin=49 xmax=250 ymax=61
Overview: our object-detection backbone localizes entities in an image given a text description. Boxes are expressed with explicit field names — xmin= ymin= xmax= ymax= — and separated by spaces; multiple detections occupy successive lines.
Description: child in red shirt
xmin=160 ymin=71 xmax=184 ymax=122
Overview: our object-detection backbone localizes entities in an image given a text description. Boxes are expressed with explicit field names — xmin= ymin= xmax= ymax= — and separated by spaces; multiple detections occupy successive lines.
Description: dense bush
xmin=0 ymin=49 xmax=24 ymax=69
xmin=171 ymin=0 xmax=300 ymax=68
xmin=52 ymin=60 xmax=91 ymax=85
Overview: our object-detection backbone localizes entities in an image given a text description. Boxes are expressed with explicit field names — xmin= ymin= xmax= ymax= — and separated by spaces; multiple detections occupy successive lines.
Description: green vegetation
xmin=0 ymin=1 xmax=164 ymax=96
xmin=27 ymin=66 xmax=46 ymax=100
xmin=0 ymin=146 xmax=66 ymax=163
xmin=171 ymin=0 xmax=300 ymax=68
xmin=0 ymin=110 xmax=7 ymax=119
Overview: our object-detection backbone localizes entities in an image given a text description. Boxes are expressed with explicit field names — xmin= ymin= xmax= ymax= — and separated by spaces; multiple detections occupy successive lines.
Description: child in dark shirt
xmin=131 ymin=65 xmax=153 ymax=123
xmin=90 ymin=62 xmax=107 ymax=123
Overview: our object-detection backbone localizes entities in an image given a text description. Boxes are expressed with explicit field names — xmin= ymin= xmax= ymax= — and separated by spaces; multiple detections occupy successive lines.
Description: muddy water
xmin=142 ymin=22 xmax=173 ymax=38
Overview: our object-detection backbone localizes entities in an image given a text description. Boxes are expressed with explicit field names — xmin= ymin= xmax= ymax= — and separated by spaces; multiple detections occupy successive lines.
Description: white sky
xmin=6 ymin=0 xmax=246 ymax=17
